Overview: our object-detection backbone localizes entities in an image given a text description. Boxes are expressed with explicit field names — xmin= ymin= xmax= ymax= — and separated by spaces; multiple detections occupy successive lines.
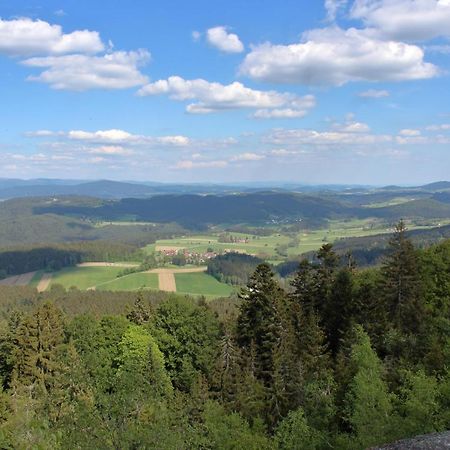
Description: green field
xmin=96 ymin=272 xmax=159 ymax=291
xmin=175 ymin=273 xmax=235 ymax=297
xmin=49 ymin=266 xmax=123 ymax=290
xmin=146 ymin=220 xmax=397 ymax=260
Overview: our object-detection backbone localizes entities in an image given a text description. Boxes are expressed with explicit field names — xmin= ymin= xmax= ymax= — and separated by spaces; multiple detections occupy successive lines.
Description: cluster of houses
xmin=158 ymin=248 xmax=218 ymax=264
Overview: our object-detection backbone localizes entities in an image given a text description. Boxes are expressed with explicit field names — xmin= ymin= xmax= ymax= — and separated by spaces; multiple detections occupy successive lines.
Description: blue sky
xmin=1 ymin=0 xmax=450 ymax=184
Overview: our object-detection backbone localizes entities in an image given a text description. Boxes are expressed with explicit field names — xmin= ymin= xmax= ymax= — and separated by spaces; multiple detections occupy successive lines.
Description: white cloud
xmin=67 ymin=129 xmax=135 ymax=142
xmin=351 ymin=0 xmax=450 ymax=41
xmin=334 ymin=121 xmax=371 ymax=133
xmin=240 ymin=26 xmax=437 ymax=86
xmin=23 ymin=50 xmax=150 ymax=91
xmin=325 ymin=0 xmax=349 ymax=21
xmin=253 ymin=108 xmax=309 ymax=119
xmin=174 ymin=160 xmax=228 ymax=169
xmin=427 ymin=124 xmax=450 ymax=131
xmin=358 ymin=89 xmax=390 ymax=98
xmin=399 ymin=128 xmax=421 ymax=136
xmin=0 ymin=18 xmax=104 ymax=56
xmin=206 ymin=26 xmax=244 ymax=53
xmin=192 ymin=30 xmax=201 ymax=41
xmin=157 ymin=135 xmax=191 ymax=146
xmin=88 ymin=145 xmax=134 ymax=156
xmin=231 ymin=152 xmax=266 ymax=161
xmin=266 ymin=127 xmax=392 ymax=146
xmin=27 ymin=128 xmax=192 ymax=148
xmin=138 ymin=76 xmax=315 ymax=117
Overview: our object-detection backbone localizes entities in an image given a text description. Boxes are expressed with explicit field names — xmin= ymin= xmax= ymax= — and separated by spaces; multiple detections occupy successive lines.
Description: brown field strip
xmin=158 ymin=272 xmax=176 ymax=292
xmin=147 ymin=266 xmax=207 ymax=292
xmin=0 ymin=271 xmax=36 ymax=286
xmin=37 ymin=273 xmax=53 ymax=293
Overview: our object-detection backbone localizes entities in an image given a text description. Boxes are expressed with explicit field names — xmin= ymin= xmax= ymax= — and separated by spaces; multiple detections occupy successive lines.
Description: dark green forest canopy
xmin=0 ymin=226 xmax=450 ymax=448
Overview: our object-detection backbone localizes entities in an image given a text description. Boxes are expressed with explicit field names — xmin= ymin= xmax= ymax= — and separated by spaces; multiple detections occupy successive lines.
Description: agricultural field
xmin=36 ymin=264 xmax=232 ymax=299
xmin=96 ymin=272 xmax=159 ymax=291
xmin=145 ymin=220 xmax=392 ymax=260
xmin=48 ymin=266 xmax=124 ymax=291
xmin=175 ymin=272 xmax=235 ymax=298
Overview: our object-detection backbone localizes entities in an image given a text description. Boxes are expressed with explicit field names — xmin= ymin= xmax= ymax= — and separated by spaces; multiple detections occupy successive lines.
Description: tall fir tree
xmin=381 ymin=220 xmax=424 ymax=335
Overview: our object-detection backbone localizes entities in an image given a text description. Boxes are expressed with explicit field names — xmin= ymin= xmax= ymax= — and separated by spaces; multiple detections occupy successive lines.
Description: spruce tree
xmin=381 ymin=220 xmax=424 ymax=335
xmin=236 ymin=263 xmax=283 ymax=385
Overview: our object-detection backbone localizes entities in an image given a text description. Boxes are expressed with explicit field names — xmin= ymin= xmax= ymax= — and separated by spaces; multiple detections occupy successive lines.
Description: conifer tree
xmin=381 ymin=220 xmax=424 ymax=335
xmin=12 ymin=302 xmax=65 ymax=393
xmin=236 ymin=263 xmax=283 ymax=385
xmin=325 ymin=268 xmax=354 ymax=356
xmin=342 ymin=326 xmax=393 ymax=449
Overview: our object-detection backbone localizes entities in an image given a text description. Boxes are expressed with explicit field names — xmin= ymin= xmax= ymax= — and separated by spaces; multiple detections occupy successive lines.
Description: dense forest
xmin=0 ymin=222 xmax=449 ymax=448
xmin=0 ymin=241 xmax=142 ymax=277
xmin=207 ymin=252 xmax=263 ymax=285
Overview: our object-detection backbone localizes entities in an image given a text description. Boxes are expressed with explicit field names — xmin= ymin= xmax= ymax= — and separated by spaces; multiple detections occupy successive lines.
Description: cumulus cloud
xmin=350 ymin=0 xmax=450 ymax=41
xmin=399 ymin=128 xmax=421 ymax=136
xmin=174 ymin=160 xmax=228 ymax=169
xmin=230 ymin=152 xmax=266 ymax=161
xmin=253 ymin=108 xmax=309 ymax=119
xmin=358 ymin=89 xmax=390 ymax=98
xmin=325 ymin=0 xmax=349 ymax=21
xmin=206 ymin=26 xmax=244 ymax=53
xmin=88 ymin=145 xmax=134 ymax=156
xmin=138 ymin=76 xmax=315 ymax=117
xmin=240 ymin=26 xmax=437 ymax=86
xmin=27 ymin=128 xmax=192 ymax=148
xmin=333 ymin=120 xmax=371 ymax=133
xmin=0 ymin=18 xmax=104 ymax=56
xmin=427 ymin=123 xmax=450 ymax=131
xmin=23 ymin=50 xmax=150 ymax=91
xmin=266 ymin=127 xmax=392 ymax=146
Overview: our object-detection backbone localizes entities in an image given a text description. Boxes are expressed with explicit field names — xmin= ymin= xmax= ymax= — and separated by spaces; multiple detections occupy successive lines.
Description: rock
xmin=373 ymin=431 xmax=450 ymax=449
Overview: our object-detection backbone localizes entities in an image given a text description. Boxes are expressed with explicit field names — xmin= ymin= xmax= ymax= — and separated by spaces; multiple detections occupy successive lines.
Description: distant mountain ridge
xmin=1 ymin=178 xmax=450 ymax=200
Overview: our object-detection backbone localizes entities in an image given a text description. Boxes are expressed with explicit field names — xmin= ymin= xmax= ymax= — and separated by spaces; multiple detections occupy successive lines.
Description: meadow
xmin=175 ymin=272 xmax=235 ymax=298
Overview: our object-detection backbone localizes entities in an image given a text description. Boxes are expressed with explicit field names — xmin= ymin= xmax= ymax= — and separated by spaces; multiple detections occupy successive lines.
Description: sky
xmin=1 ymin=0 xmax=450 ymax=185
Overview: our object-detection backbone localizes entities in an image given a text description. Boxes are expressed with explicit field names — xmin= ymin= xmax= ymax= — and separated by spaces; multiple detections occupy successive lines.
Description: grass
xmin=49 ymin=266 xmax=123 ymax=290
xmin=96 ymin=272 xmax=159 ymax=291
xmin=29 ymin=270 xmax=44 ymax=287
xmin=146 ymin=220 xmax=395 ymax=260
xmin=175 ymin=273 xmax=234 ymax=298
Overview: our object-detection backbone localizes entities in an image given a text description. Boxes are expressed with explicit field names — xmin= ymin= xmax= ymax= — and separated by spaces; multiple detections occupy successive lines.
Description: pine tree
xmin=12 ymin=302 xmax=65 ymax=394
xmin=126 ymin=291 xmax=152 ymax=325
xmin=236 ymin=263 xmax=284 ymax=385
xmin=325 ymin=269 xmax=354 ymax=356
xmin=381 ymin=220 xmax=424 ymax=335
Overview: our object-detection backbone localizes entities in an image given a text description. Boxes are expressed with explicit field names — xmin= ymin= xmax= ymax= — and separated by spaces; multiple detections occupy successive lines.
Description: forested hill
xmin=34 ymin=192 xmax=353 ymax=226
xmin=31 ymin=191 xmax=450 ymax=226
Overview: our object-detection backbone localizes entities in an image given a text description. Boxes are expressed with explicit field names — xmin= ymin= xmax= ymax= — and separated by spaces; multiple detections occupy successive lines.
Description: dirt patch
xmin=36 ymin=273 xmax=53 ymax=293
xmin=77 ymin=262 xmax=139 ymax=268
xmin=158 ymin=272 xmax=176 ymax=292
xmin=0 ymin=271 xmax=36 ymax=286
xmin=147 ymin=267 xmax=207 ymax=292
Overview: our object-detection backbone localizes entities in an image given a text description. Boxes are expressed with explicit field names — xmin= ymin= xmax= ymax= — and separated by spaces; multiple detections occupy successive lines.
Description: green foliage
xmin=342 ymin=326 xmax=394 ymax=449
xmin=275 ymin=408 xmax=324 ymax=450
xmin=151 ymin=297 xmax=220 ymax=391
